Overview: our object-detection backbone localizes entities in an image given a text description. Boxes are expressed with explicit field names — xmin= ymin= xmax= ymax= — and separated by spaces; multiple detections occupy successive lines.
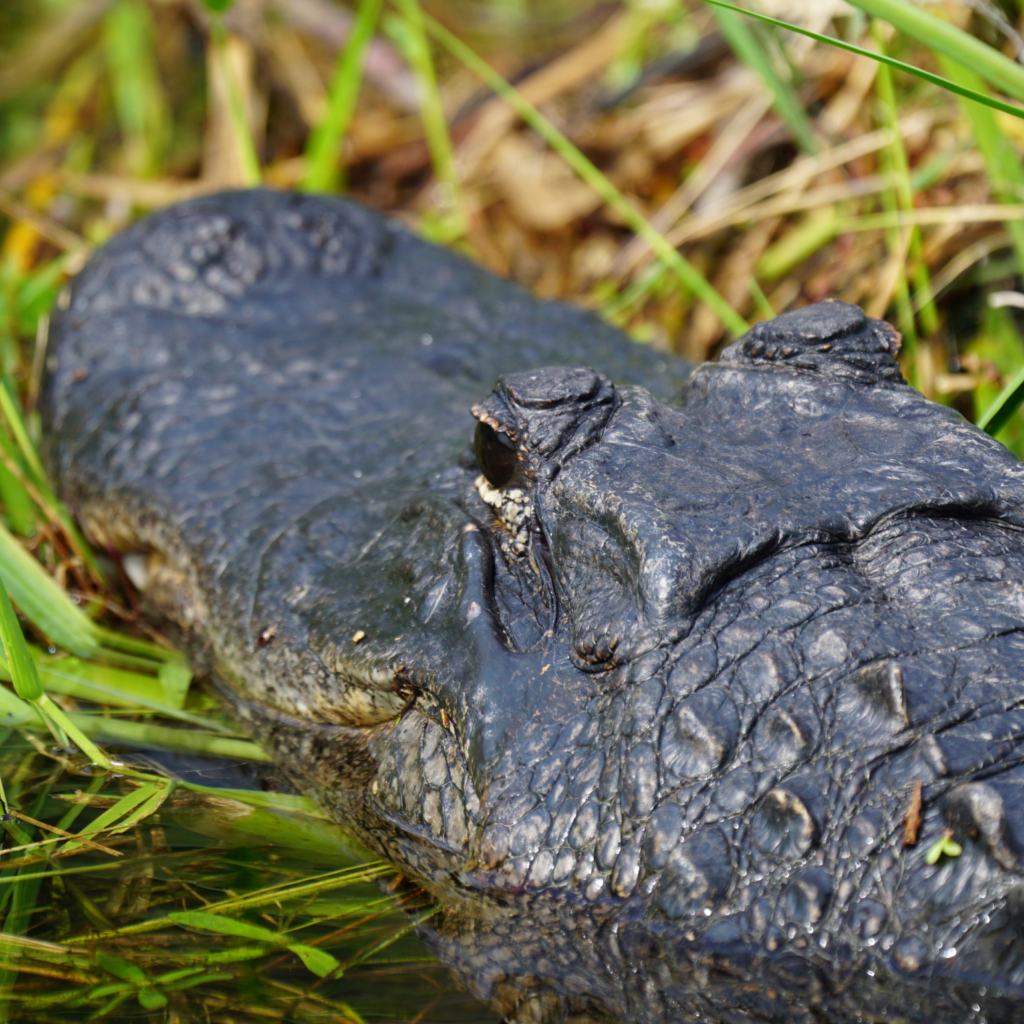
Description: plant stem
xmin=302 ymin=0 xmax=384 ymax=193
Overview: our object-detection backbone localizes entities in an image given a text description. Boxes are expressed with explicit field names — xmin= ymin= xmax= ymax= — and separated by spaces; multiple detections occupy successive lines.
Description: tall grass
xmin=302 ymin=0 xmax=384 ymax=193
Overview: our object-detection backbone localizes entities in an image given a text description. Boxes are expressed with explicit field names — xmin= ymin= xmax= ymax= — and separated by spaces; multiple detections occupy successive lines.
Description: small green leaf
xmin=162 ymin=970 xmax=234 ymax=989
xmin=136 ymin=989 xmax=168 ymax=1010
xmin=287 ymin=942 xmax=341 ymax=978
xmin=924 ymin=833 xmax=963 ymax=865
xmin=168 ymin=911 xmax=341 ymax=977
xmin=95 ymin=951 xmax=148 ymax=985
xmin=201 ymin=0 xmax=234 ymax=11
xmin=201 ymin=946 xmax=270 ymax=964
xmin=149 ymin=967 xmax=206 ymax=986
xmin=168 ymin=911 xmax=281 ymax=944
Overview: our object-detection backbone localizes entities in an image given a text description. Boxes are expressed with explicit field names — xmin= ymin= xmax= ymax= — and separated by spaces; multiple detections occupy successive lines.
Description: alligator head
xmin=42 ymin=191 xmax=1024 ymax=1023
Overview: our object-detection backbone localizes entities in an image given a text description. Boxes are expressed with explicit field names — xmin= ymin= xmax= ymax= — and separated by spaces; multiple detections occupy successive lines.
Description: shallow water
xmin=0 ymin=735 xmax=496 ymax=1024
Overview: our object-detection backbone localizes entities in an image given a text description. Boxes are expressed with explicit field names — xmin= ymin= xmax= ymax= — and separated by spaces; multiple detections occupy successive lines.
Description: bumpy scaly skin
xmin=41 ymin=191 xmax=1024 ymax=1023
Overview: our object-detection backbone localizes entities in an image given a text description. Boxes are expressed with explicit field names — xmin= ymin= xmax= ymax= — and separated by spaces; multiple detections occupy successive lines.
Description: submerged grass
xmin=0 ymin=731 xmax=466 ymax=1023
xmin=3 ymin=0 xmax=1024 ymax=1018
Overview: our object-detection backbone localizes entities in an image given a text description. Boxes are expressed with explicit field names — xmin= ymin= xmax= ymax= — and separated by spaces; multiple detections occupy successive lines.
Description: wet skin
xmin=42 ymin=191 xmax=1024 ymax=1022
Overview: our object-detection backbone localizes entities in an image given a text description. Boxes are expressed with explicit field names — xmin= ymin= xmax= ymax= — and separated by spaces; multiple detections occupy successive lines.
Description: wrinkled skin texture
xmin=42 ymin=191 xmax=1024 ymax=1023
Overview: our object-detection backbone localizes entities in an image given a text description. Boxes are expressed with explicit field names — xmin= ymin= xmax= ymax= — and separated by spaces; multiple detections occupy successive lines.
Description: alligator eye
xmin=475 ymin=422 xmax=517 ymax=488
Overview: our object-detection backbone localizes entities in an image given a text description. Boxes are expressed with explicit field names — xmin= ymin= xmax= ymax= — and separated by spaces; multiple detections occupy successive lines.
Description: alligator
xmin=40 ymin=190 xmax=1024 ymax=1023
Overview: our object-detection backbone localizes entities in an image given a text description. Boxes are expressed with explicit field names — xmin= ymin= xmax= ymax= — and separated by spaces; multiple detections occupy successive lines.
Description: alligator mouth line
xmin=528 ymin=505 xmax=559 ymax=641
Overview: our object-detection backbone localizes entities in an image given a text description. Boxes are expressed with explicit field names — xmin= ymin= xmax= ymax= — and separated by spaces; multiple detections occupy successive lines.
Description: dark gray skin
xmin=41 ymin=190 xmax=1024 ymax=1023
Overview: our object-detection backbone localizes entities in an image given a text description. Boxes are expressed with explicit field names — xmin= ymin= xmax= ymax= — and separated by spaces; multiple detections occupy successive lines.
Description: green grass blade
xmin=698 ymin=0 xmax=1024 ymax=121
xmin=94 ymin=952 xmax=147 ymax=986
xmin=747 ymin=276 xmax=775 ymax=321
xmin=873 ymin=24 xmax=937 ymax=340
xmin=0 ymin=685 xmax=39 ymax=727
xmin=871 ymin=29 xmax=918 ymax=358
xmin=0 ymin=569 xmax=110 ymax=762
xmin=0 ymin=772 xmax=60 ymax=1021
xmin=102 ymin=0 xmax=171 ymax=177
xmin=0 ymin=380 xmax=102 ymax=579
xmin=0 ymin=521 xmax=99 ymax=656
xmin=0 ymin=522 xmax=189 ymax=699
xmin=756 ymin=208 xmax=844 ymax=283
xmin=710 ymin=6 xmax=817 ymax=154
xmin=0 ymin=431 xmax=37 ymax=538
xmin=390 ymin=0 xmax=464 ymax=230
xmin=302 ymin=0 xmax=384 ymax=193
xmin=67 ymin=714 xmax=270 ymax=761
xmin=209 ymin=19 xmax=261 ymax=187
xmin=338 ymin=905 xmax=438 ymax=974
xmin=109 ymin=780 xmax=172 ymax=832
xmin=57 ymin=783 xmax=160 ymax=854
xmin=977 ymin=362 xmax=1024 ymax=436
xmin=155 ymin=658 xmax=191 ymax=705
xmin=0 ymin=383 xmax=50 ymax=496
xmin=177 ymin=784 xmax=327 ymax=817
xmin=0 ymin=649 xmax=213 ymax=726
xmin=937 ymin=55 xmax=1024 ymax=277
xmin=167 ymin=910 xmax=342 ymax=977
xmin=600 ymin=264 xmax=669 ymax=324
xmin=847 ymin=0 xmax=1024 ymax=104
xmin=0 ymin=576 xmax=42 ymax=701
xmin=166 ymin=910 xmax=280 ymax=943
xmin=32 ymin=651 xmax=187 ymax=710
xmin=35 ymin=695 xmax=110 ymax=767
xmin=90 ymin=624 xmax=192 ymax=670
xmin=422 ymin=14 xmax=748 ymax=338
xmin=287 ymin=943 xmax=341 ymax=978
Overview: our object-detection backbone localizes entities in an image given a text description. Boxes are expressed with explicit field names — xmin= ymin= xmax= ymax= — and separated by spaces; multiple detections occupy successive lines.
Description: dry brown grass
xmin=1 ymin=0 xmax=1024 ymax=423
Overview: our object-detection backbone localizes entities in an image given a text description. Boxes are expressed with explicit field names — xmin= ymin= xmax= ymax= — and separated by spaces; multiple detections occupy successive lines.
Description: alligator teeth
xmin=475 ymin=474 xmax=531 ymax=558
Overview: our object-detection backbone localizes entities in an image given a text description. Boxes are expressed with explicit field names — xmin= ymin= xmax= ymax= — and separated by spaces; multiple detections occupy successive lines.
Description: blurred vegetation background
xmin=4 ymin=1 xmax=1024 ymax=446
xmin=3 ymin=0 xmax=1024 ymax=1019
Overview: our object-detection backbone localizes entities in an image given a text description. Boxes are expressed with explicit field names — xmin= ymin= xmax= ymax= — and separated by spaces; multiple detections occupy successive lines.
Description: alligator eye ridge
xmin=475 ymin=421 xmax=517 ymax=488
